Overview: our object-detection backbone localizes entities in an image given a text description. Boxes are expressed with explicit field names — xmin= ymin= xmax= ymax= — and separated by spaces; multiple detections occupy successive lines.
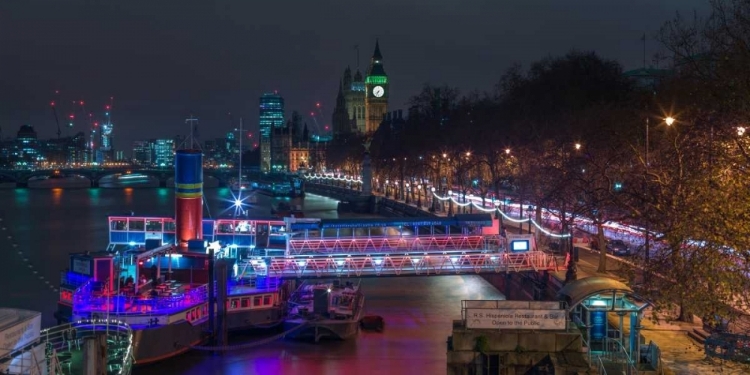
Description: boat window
xmin=230 ymin=299 xmax=239 ymax=309
xmin=164 ymin=220 xmax=176 ymax=232
xmin=146 ymin=220 xmax=162 ymax=232
xmin=263 ymin=295 xmax=272 ymax=306
xmin=253 ymin=295 xmax=262 ymax=306
xmin=241 ymin=298 xmax=250 ymax=308
xmin=322 ymin=228 xmax=337 ymax=238
xmin=217 ymin=222 xmax=234 ymax=234
xmin=111 ymin=219 xmax=127 ymax=231
xmin=128 ymin=219 xmax=145 ymax=231
xmin=270 ymin=224 xmax=285 ymax=235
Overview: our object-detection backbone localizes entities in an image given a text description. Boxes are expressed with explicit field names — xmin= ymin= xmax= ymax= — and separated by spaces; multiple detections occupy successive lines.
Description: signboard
xmin=72 ymin=258 xmax=91 ymax=275
xmin=466 ymin=308 xmax=566 ymax=330
xmin=0 ymin=312 xmax=41 ymax=357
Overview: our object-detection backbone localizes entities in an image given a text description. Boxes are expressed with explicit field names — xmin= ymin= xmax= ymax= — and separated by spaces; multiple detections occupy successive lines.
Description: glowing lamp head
xmin=234 ymin=199 xmax=243 ymax=208
xmin=665 ymin=116 xmax=675 ymax=126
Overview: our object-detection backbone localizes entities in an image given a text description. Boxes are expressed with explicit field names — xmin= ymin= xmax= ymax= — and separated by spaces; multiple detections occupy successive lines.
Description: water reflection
xmin=51 ymin=188 xmax=63 ymax=205
xmin=123 ymin=188 xmax=133 ymax=205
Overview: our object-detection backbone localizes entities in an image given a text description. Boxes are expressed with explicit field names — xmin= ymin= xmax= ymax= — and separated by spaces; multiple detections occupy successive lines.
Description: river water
xmin=0 ymin=180 xmax=504 ymax=375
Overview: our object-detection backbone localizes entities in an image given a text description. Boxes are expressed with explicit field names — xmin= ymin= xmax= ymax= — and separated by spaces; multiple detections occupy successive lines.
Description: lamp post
xmin=405 ymin=183 xmax=411 ymax=204
xmin=430 ymin=186 xmax=436 ymax=212
xmin=448 ymin=190 xmax=454 ymax=216
xmin=417 ymin=184 xmax=422 ymax=208
xmin=468 ymin=193 xmax=473 ymax=213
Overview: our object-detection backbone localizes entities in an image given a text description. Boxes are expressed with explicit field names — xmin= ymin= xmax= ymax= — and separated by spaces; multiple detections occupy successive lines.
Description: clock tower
xmin=364 ymin=40 xmax=388 ymax=134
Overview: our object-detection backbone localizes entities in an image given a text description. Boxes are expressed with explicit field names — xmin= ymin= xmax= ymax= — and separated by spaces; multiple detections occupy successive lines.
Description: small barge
xmin=284 ymin=280 xmax=365 ymax=342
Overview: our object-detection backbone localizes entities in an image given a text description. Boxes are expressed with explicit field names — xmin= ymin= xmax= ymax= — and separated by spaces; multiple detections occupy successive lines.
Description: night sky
xmin=1 ymin=0 xmax=710 ymax=149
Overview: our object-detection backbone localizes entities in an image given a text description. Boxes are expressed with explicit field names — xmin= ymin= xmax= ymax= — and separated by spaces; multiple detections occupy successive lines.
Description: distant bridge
xmin=0 ymin=168 xmax=240 ymax=188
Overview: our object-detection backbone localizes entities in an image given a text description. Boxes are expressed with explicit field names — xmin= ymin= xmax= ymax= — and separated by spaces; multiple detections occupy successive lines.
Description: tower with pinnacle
xmin=364 ymin=40 xmax=388 ymax=134
xmin=332 ymin=81 xmax=351 ymax=137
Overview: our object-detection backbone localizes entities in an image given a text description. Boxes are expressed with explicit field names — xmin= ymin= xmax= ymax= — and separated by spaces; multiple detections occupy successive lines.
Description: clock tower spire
xmin=364 ymin=39 xmax=388 ymax=134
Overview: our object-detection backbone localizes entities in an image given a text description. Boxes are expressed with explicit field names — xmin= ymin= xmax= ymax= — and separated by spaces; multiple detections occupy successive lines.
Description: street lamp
xmin=643 ymin=115 xmax=676 ymax=275
xmin=405 ymin=183 xmax=411 ymax=204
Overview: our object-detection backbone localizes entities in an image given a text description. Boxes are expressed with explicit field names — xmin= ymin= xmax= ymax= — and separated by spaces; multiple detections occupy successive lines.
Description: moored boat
xmin=53 ymin=145 xmax=293 ymax=367
xmin=284 ymin=280 xmax=365 ymax=342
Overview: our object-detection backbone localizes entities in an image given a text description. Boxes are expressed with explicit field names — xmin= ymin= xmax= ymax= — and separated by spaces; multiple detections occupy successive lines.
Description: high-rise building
xmin=153 ymin=139 xmax=175 ymax=167
xmin=132 ymin=141 xmax=152 ymax=165
xmin=365 ymin=40 xmax=389 ymax=134
xmin=259 ymin=93 xmax=285 ymax=172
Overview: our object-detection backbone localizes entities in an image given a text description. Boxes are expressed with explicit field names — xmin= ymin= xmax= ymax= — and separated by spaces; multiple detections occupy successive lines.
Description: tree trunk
xmin=596 ymin=221 xmax=607 ymax=273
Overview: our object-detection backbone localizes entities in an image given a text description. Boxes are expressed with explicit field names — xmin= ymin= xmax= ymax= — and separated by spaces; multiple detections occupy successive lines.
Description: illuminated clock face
xmin=372 ymin=86 xmax=385 ymax=98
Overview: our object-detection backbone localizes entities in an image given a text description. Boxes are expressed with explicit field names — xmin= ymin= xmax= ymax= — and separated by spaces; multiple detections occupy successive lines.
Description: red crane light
xmin=50 ymin=101 xmax=55 ymax=106
xmin=69 ymin=114 xmax=75 ymax=119
xmin=79 ymin=101 xmax=84 ymax=105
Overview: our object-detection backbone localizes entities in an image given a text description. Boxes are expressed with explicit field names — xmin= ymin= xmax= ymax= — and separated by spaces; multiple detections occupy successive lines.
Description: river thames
xmin=0 ymin=181 xmax=504 ymax=375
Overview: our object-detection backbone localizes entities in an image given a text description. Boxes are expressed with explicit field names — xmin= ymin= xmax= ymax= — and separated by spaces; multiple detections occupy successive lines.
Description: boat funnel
xmin=175 ymin=149 xmax=203 ymax=247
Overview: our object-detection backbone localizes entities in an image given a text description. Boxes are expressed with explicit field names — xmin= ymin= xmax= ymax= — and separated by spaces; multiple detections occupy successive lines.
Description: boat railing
xmin=59 ymin=270 xmax=91 ymax=289
xmin=230 ymin=276 xmax=280 ymax=290
xmin=73 ymin=283 xmax=209 ymax=317
xmin=0 ymin=319 xmax=134 ymax=375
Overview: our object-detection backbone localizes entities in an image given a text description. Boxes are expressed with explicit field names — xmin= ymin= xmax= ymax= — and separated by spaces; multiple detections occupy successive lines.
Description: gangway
xmin=239 ymin=250 xmax=557 ymax=279
xmin=104 ymin=214 xmax=558 ymax=279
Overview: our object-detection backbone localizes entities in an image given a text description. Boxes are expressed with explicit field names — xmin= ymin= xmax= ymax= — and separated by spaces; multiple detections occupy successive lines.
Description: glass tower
xmin=259 ymin=93 xmax=285 ymax=172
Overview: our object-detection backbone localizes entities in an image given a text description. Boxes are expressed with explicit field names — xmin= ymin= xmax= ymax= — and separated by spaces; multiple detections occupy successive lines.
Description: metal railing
xmin=595 ymin=337 xmax=638 ymax=375
xmin=0 ymin=318 xmax=134 ymax=375
xmin=248 ymin=251 xmax=558 ymax=278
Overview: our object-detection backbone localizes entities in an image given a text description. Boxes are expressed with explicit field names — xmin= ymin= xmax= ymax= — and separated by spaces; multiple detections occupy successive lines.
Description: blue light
xmin=234 ymin=199 xmax=242 ymax=208
xmin=128 ymin=241 xmax=136 ymax=246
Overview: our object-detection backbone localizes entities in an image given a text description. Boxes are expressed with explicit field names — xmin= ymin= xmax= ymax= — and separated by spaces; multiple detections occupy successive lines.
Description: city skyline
xmin=1 ymin=0 xmax=710 ymax=149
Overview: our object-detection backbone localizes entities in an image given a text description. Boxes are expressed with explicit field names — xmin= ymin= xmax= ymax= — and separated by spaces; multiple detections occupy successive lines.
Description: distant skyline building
xmin=259 ymin=92 xmax=285 ymax=172
xmin=365 ymin=40 xmax=389 ymax=134
xmin=132 ymin=141 xmax=152 ymax=165
xmin=153 ymin=139 xmax=174 ymax=166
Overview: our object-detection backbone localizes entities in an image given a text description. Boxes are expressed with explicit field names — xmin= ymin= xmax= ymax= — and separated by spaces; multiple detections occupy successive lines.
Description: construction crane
xmin=50 ymin=101 xmax=62 ymax=139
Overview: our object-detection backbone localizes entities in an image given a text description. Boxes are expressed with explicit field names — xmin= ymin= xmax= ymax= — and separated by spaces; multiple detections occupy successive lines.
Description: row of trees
xmin=325 ymin=0 xmax=750 ymax=324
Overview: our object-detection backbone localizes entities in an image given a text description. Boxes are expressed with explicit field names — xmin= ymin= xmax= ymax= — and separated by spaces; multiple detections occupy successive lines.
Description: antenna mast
xmin=182 ymin=115 xmax=201 ymax=150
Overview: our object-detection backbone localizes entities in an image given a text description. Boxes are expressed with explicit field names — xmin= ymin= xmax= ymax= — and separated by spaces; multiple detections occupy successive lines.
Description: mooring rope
xmin=184 ymin=322 xmax=309 ymax=351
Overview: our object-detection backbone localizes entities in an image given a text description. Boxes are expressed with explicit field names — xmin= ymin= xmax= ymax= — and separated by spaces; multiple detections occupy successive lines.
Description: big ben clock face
xmin=372 ymin=86 xmax=385 ymax=98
